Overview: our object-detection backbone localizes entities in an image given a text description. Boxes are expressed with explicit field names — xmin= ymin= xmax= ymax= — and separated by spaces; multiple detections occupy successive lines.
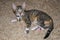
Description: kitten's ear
xmin=12 ymin=3 xmax=17 ymax=11
xmin=22 ymin=2 xmax=26 ymax=9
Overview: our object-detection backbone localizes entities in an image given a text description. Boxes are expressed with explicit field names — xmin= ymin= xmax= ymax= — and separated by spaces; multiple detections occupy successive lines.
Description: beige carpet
xmin=0 ymin=0 xmax=60 ymax=40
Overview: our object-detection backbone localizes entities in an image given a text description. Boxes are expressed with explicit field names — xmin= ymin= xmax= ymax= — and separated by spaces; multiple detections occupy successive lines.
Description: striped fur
xmin=12 ymin=2 xmax=54 ymax=39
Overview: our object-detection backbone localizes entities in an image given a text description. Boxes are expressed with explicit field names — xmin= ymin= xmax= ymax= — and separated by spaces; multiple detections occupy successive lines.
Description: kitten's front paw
xmin=24 ymin=28 xmax=29 ymax=34
xmin=11 ymin=19 xmax=17 ymax=23
xmin=25 ymin=30 xmax=29 ymax=34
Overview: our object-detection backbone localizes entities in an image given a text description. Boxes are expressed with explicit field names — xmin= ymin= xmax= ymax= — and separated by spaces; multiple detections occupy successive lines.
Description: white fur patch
xmin=11 ymin=19 xmax=17 ymax=23
xmin=25 ymin=28 xmax=29 ymax=30
xmin=17 ymin=17 xmax=20 ymax=20
xmin=31 ymin=25 xmax=44 ymax=31
xmin=31 ymin=25 xmax=39 ymax=30
xmin=24 ymin=28 xmax=29 ymax=34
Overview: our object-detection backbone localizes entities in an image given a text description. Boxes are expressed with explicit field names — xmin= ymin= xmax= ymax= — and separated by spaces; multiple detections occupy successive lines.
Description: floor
xmin=0 ymin=0 xmax=60 ymax=40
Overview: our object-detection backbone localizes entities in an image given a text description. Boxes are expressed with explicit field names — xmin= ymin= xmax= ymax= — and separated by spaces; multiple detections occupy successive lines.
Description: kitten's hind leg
xmin=31 ymin=25 xmax=45 ymax=31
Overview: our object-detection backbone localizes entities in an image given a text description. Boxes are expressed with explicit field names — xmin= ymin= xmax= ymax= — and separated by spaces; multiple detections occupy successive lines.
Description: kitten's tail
xmin=44 ymin=19 xmax=54 ymax=39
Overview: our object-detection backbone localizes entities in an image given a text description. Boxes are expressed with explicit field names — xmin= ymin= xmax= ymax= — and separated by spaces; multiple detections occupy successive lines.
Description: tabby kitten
xmin=11 ymin=2 xmax=54 ymax=39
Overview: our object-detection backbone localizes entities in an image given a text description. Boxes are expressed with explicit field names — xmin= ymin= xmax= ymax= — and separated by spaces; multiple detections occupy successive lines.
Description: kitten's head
xmin=12 ymin=2 xmax=26 ymax=21
xmin=12 ymin=2 xmax=26 ymax=17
